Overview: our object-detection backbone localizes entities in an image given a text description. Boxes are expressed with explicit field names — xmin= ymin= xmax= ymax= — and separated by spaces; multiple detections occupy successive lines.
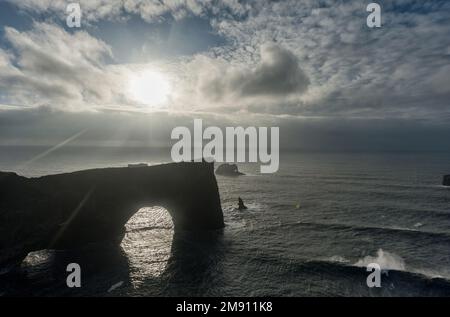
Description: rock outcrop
xmin=238 ymin=197 xmax=248 ymax=210
xmin=443 ymin=175 xmax=450 ymax=186
xmin=215 ymin=163 xmax=244 ymax=176
xmin=0 ymin=162 xmax=224 ymax=269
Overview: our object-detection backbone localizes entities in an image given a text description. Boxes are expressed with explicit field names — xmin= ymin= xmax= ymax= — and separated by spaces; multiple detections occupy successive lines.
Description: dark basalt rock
xmin=215 ymin=163 xmax=244 ymax=176
xmin=443 ymin=175 xmax=450 ymax=186
xmin=0 ymin=162 xmax=224 ymax=269
xmin=238 ymin=197 xmax=247 ymax=210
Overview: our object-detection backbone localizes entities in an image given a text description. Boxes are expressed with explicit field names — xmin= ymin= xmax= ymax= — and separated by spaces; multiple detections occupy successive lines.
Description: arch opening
xmin=121 ymin=207 xmax=174 ymax=279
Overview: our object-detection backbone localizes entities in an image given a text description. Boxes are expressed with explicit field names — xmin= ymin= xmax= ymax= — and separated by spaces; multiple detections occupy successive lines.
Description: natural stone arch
xmin=0 ymin=162 xmax=224 ymax=268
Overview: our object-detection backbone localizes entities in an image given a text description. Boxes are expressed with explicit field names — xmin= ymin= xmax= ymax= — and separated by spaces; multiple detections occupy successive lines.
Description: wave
xmin=280 ymin=174 xmax=391 ymax=182
xmin=330 ymin=249 xmax=450 ymax=281
xmin=280 ymin=174 xmax=449 ymax=191
xmin=224 ymin=202 xmax=267 ymax=213
xmin=321 ymin=180 xmax=445 ymax=190
xmin=248 ymin=251 xmax=450 ymax=295
xmin=372 ymin=205 xmax=450 ymax=217
xmin=276 ymin=221 xmax=450 ymax=243
xmin=126 ymin=225 xmax=173 ymax=233
xmin=354 ymin=249 xmax=405 ymax=271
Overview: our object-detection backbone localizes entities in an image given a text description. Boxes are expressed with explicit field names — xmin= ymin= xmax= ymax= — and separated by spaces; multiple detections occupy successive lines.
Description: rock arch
xmin=0 ymin=162 xmax=224 ymax=268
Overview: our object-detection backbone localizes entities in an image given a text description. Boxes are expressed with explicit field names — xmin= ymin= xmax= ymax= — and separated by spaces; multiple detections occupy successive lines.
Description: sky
xmin=0 ymin=0 xmax=449 ymax=151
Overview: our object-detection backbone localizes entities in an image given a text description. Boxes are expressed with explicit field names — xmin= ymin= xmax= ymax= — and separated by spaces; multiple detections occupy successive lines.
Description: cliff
xmin=0 ymin=162 xmax=224 ymax=269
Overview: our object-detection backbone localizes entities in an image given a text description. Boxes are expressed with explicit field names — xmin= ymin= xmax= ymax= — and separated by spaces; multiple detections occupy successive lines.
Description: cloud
xmin=202 ymin=0 xmax=450 ymax=119
xmin=234 ymin=44 xmax=310 ymax=97
xmin=1 ymin=0 xmax=450 ymax=153
xmin=1 ymin=0 xmax=450 ymax=122
xmin=0 ymin=22 xmax=129 ymax=109
xmin=6 ymin=0 xmax=249 ymax=23
xmin=1 ymin=105 xmax=450 ymax=153
xmin=179 ymin=44 xmax=309 ymax=111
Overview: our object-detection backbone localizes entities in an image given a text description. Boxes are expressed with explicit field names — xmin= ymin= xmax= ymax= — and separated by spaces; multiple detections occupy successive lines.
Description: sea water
xmin=1 ymin=146 xmax=450 ymax=296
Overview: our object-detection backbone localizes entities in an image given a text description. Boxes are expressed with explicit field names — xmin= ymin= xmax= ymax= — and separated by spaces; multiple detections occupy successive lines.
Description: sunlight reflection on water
xmin=121 ymin=207 xmax=174 ymax=285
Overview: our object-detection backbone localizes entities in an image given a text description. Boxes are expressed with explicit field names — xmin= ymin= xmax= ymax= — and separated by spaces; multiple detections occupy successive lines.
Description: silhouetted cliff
xmin=0 ymin=162 xmax=224 ymax=269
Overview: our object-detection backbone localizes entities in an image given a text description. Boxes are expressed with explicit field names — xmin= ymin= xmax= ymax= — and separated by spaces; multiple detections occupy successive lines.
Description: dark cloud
xmin=1 ymin=107 xmax=449 ymax=152
xmin=198 ymin=44 xmax=310 ymax=101
xmin=234 ymin=44 xmax=310 ymax=97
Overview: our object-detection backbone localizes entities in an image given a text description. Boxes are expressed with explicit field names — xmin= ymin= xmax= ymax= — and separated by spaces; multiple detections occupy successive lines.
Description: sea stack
xmin=443 ymin=175 xmax=450 ymax=186
xmin=238 ymin=197 xmax=248 ymax=210
xmin=215 ymin=163 xmax=244 ymax=176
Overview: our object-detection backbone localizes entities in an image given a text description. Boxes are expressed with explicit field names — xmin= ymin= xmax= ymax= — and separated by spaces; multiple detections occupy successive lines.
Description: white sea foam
xmin=354 ymin=249 xmax=450 ymax=281
xmin=328 ymin=255 xmax=350 ymax=264
xmin=354 ymin=249 xmax=405 ymax=271
xmin=108 ymin=281 xmax=124 ymax=292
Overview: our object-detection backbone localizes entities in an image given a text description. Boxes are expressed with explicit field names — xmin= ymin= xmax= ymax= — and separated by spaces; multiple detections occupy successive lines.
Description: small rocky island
xmin=0 ymin=162 xmax=224 ymax=270
xmin=215 ymin=163 xmax=245 ymax=176
xmin=443 ymin=175 xmax=450 ymax=186
xmin=238 ymin=197 xmax=248 ymax=210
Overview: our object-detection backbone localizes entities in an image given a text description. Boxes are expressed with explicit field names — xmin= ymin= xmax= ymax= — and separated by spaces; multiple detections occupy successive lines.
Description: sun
xmin=128 ymin=70 xmax=171 ymax=107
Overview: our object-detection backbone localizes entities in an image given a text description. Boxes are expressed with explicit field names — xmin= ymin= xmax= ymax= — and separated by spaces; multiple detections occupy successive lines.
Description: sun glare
xmin=128 ymin=70 xmax=171 ymax=107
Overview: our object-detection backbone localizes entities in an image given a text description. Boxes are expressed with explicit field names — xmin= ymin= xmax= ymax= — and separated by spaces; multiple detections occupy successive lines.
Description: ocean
xmin=1 ymin=146 xmax=450 ymax=296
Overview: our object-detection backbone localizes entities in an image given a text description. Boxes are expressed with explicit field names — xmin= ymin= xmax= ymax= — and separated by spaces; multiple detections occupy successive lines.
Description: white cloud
xmin=0 ymin=23 xmax=129 ymax=109
xmin=203 ymin=0 xmax=450 ymax=118
xmin=7 ymin=0 xmax=249 ymax=23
